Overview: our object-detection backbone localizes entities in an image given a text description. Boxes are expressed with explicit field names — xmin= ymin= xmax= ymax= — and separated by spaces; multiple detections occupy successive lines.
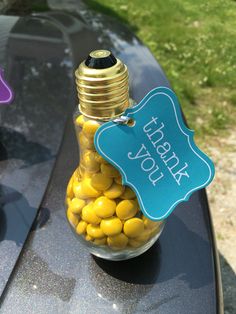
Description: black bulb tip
xmin=85 ymin=50 xmax=117 ymax=69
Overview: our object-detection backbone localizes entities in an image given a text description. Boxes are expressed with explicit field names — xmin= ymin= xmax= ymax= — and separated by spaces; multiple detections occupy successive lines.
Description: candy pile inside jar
xmin=66 ymin=115 xmax=163 ymax=251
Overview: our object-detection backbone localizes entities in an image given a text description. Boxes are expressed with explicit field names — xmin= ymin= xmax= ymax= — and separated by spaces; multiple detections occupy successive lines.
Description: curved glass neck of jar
xmin=74 ymin=97 xmax=135 ymax=124
xmin=73 ymin=98 xmax=135 ymax=163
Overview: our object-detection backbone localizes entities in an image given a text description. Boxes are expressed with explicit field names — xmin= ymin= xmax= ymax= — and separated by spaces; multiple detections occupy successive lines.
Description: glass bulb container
xmin=65 ymin=50 xmax=165 ymax=260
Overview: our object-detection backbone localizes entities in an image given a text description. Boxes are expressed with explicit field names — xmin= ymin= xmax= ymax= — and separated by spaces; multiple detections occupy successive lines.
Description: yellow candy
xmin=82 ymin=120 xmax=100 ymax=138
xmin=82 ymin=203 xmax=101 ymax=225
xmin=120 ymin=187 xmax=136 ymax=199
xmin=123 ymin=218 xmax=144 ymax=238
xmin=128 ymin=239 xmax=142 ymax=248
xmin=66 ymin=176 xmax=74 ymax=199
xmin=100 ymin=217 xmax=123 ymax=236
xmin=94 ymin=196 xmax=116 ymax=218
xmin=150 ymin=226 xmax=161 ymax=238
xmin=78 ymin=167 xmax=93 ymax=179
xmin=114 ymin=176 xmax=122 ymax=185
xmin=135 ymin=229 xmax=151 ymax=242
xmin=82 ymin=150 xmax=100 ymax=173
xmin=94 ymin=152 xmax=108 ymax=164
xmin=76 ymin=221 xmax=88 ymax=235
xmin=101 ymin=163 xmax=120 ymax=178
xmin=75 ymin=114 xmax=85 ymax=127
xmin=67 ymin=209 xmax=79 ymax=228
xmin=91 ymin=173 xmax=113 ymax=191
xmin=94 ymin=238 xmax=107 ymax=245
xmin=73 ymin=167 xmax=80 ymax=178
xmin=77 ymin=167 xmax=83 ymax=178
xmin=70 ymin=198 xmax=86 ymax=214
xmin=103 ymin=183 xmax=124 ymax=199
xmin=81 ymin=178 xmax=101 ymax=198
xmin=79 ymin=132 xmax=95 ymax=150
xmin=116 ymin=200 xmax=138 ymax=220
xmin=87 ymin=198 xmax=96 ymax=204
xmin=85 ymin=234 xmax=93 ymax=241
xmin=73 ymin=181 xmax=87 ymax=199
xmin=66 ymin=197 xmax=71 ymax=207
xmin=87 ymin=224 xmax=105 ymax=239
xmin=142 ymin=216 xmax=160 ymax=230
xmin=107 ymin=233 xmax=128 ymax=249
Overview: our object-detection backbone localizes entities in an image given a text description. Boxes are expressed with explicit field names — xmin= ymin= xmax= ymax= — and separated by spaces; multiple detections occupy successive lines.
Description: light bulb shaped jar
xmin=65 ymin=50 xmax=165 ymax=260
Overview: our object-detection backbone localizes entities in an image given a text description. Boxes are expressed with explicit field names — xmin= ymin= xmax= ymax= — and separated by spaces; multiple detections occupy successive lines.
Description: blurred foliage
xmin=87 ymin=0 xmax=236 ymax=143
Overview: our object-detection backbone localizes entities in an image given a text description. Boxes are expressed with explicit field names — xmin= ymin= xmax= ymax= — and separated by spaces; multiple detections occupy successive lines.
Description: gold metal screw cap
xmin=75 ymin=50 xmax=129 ymax=120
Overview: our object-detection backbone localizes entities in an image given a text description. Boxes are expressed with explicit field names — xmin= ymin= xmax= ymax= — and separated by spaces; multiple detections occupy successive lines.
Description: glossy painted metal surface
xmin=0 ymin=8 xmax=222 ymax=314
xmin=0 ymin=12 xmax=98 ymax=297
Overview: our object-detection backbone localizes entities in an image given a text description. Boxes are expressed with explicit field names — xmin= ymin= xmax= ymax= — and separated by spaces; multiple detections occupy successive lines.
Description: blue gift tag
xmin=94 ymin=87 xmax=215 ymax=221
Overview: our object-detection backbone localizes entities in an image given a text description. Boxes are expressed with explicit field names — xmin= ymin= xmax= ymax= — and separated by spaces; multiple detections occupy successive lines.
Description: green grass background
xmin=87 ymin=0 xmax=236 ymax=144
